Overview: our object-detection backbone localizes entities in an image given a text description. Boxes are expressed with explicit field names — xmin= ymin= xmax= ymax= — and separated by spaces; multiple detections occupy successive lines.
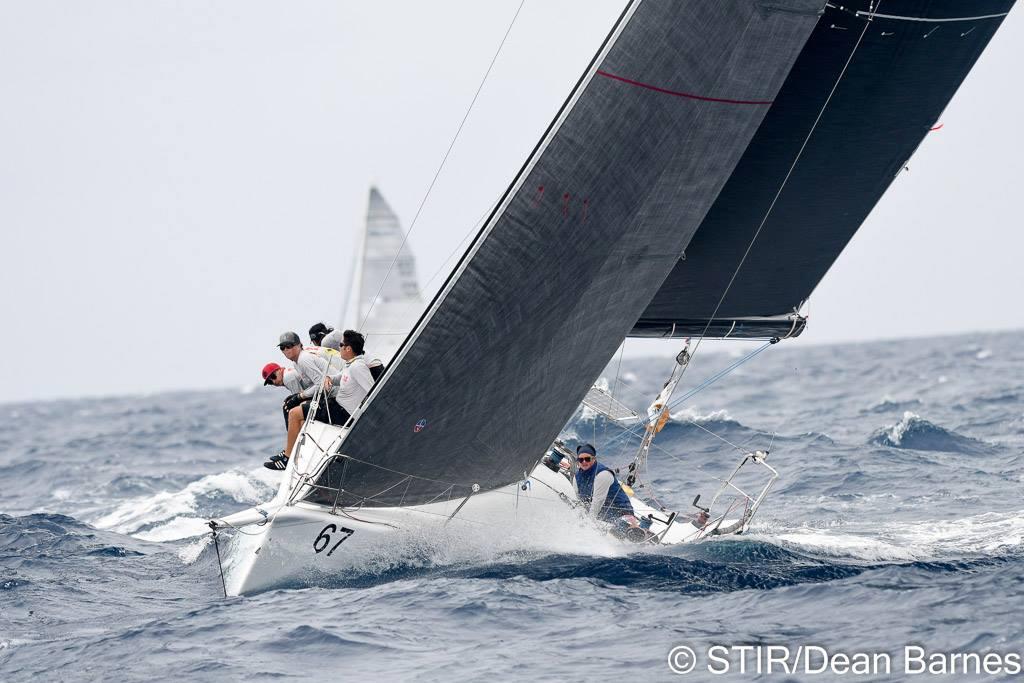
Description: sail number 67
xmin=313 ymin=524 xmax=355 ymax=556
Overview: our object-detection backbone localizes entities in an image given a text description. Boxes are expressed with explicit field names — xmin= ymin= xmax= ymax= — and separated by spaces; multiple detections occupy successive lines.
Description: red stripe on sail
xmin=596 ymin=70 xmax=774 ymax=106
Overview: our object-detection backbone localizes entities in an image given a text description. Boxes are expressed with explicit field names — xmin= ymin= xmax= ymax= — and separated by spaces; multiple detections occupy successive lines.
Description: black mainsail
xmin=308 ymin=0 xmax=825 ymax=507
xmin=631 ymin=0 xmax=1016 ymax=340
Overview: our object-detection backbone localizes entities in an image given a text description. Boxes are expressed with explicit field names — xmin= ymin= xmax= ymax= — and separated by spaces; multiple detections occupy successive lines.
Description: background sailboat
xmin=342 ymin=187 xmax=425 ymax=363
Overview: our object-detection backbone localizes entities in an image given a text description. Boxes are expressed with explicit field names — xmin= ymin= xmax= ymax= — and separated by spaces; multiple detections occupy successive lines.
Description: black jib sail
xmin=631 ymin=0 xmax=1015 ymax=340
xmin=306 ymin=0 xmax=825 ymax=507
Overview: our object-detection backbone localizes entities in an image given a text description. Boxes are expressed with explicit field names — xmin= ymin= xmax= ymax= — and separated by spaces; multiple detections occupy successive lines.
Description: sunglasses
xmin=577 ymin=456 xmax=594 ymax=463
xmin=279 ymin=343 xmax=297 ymax=350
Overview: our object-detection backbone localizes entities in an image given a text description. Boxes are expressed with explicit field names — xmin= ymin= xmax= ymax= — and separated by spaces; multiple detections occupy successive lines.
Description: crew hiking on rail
xmin=259 ymin=325 xmax=383 ymax=470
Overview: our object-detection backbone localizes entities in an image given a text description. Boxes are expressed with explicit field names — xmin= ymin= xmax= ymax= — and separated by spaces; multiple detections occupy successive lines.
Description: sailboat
xmin=343 ymin=187 xmax=425 ymax=364
xmin=211 ymin=0 xmax=1015 ymax=595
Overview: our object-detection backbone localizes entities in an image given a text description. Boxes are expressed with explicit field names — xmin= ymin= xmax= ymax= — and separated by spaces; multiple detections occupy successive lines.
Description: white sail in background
xmin=343 ymin=187 xmax=423 ymax=363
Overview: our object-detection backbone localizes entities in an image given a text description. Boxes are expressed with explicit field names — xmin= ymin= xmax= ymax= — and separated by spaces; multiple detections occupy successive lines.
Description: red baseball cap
xmin=262 ymin=362 xmax=283 ymax=385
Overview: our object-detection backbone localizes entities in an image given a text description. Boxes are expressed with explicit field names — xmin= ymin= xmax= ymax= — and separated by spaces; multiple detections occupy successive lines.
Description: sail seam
xmin=596 ymin=69 xmax=775 ymax=105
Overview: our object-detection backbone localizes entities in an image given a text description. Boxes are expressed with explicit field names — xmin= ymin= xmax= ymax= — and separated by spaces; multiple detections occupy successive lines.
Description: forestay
xmin=631 ymin=0 xmax=1016 ymax=340
xmin=307 ymin=0 xmax=825 ymax=507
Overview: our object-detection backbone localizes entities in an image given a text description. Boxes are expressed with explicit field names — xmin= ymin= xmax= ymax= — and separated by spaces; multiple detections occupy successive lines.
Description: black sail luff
xmin=308 ymin=0 xmax=825 ymax=507
xmin=631 ymin=0 xmax=1016 ymax=339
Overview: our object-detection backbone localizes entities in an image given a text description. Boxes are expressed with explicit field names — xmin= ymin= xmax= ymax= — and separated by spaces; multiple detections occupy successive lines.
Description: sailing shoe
xmin=263 ymin=455 xmax=289 ymax=470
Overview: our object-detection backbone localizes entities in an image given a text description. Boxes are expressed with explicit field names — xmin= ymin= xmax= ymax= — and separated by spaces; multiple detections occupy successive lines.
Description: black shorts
xmin=300 ymin=398 xmax=351 ymax=426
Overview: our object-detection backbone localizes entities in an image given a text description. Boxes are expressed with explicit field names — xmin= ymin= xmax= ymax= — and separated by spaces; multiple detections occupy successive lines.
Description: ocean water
xmin=2 ymin=331 xmax=1022 ymax=681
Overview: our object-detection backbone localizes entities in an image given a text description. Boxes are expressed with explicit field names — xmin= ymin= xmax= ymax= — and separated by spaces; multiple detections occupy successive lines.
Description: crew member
xmin=309 ymin=322 xmax=335 ymax=348
xmin=261 ymin=362 xmax=306 ymax=427
xmin=266 ymin=331 xmax=347 ymax=470
xmin=574 ymin=443 xmax=636 ymax=525
xmin=324 ymin=330 xmax=376 ymax=417
xmin=262 ymin=362 xmax=303 ymax=394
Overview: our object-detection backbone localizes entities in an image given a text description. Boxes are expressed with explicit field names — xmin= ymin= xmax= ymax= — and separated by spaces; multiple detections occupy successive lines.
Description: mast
xmin=624 ymin=341 xmax=690 ymax=490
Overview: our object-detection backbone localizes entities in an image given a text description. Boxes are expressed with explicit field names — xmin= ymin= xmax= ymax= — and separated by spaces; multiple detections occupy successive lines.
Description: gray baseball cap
xmin=277 ymin=331 xmax=301 ymax=348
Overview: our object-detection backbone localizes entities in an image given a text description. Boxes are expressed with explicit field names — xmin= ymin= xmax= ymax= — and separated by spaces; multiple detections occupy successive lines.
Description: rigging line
xmin=730 ymin=425 xmax=775 ymax=452
xmin=421 ymin=201 xmax=496 ymax=292
xmin=673 ymin=0 xmax=879 ymax=387
xmin=305 ymin=452 xmax=577 ymax=507
xmin=617 ymin=339 xmax=771 ymax=410
xmin=211 ymin=530 xmax=228 ymax=598
xmin=336 ymin=507 xmax=401 ymax=528
xmin=598 ymin=375 xmax=648 ymax=402
xmin=665 ymin=342 xmax=773 ymax=410
xmin=320 ymin=453 xmax=547 ymax=502
xmin=683 ymin=417 xmax=748 ymax=455
xmin=604 ymin=339 xmax=627 ymax=445
xmin=601 ymin=340 xmax=773 ymax=450
xmin=359 ymin=0 xmax=527 ymax=330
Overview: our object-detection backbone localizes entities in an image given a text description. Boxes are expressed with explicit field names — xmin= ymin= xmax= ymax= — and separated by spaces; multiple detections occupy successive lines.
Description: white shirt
xmin=281 ymin=367 xmax=304 ymax=394
xmin=293 ymin=346 xmax=344 ymax=399
xmin=333 ymin=355 xmax=375 ymax=415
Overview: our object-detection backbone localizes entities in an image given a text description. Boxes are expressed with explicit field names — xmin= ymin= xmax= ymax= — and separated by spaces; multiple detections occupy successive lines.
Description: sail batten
xmin=307 ymin=0 xmax=826 ymax=507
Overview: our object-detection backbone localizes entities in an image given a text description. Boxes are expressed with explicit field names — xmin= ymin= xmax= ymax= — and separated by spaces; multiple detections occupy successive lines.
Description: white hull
xmin=217 ymin=471 xmax=581 ymax=595
xmin=212 ymin=422 xmax=751 ymax=596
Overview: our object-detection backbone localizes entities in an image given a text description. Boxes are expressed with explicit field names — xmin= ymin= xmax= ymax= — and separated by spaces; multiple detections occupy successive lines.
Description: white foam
xmin=670 ymin=405 xmax=734 ymax=424
xmin=975 ymin=348 xmax=992 ymax=360
xmin=350 ymin=506 xmax=627 ymax=576
xmin=881 ymin=411 xmax=920 ymax=446
xmin=89 ymin=469 xmax=277 ymax=542
xmin=771 ymin=509 xmax=1024 ymax=562
xmin=51 ymin=488 xmax=73 ymax=501
xmin=774 ymin=528 xmax=917 ymax=562
xmin=136 ymin=516 xmax=211 ymax=543
xmin=177 ymin=534 xmax=213 ymax=564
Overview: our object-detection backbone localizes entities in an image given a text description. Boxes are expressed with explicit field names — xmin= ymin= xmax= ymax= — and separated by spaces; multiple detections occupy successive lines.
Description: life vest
xmin=575 ymin=462 xmax=634 ymax=522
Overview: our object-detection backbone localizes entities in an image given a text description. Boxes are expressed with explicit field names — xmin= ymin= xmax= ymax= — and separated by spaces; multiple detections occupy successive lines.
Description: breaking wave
xmin=669 ymin=406 xmax=736 ymax=425
xmin=0 ymin=513 xmax=151 ymax=567
xmin=869 ymin=411 xmax=996 ymax=455
xmin=770 ymin=509 xmax=1024 ymax=562
xmin=88 ymin=469 xmax=277 ymax=542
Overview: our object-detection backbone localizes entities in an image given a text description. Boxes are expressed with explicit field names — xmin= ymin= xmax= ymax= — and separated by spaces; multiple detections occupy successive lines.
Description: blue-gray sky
xmin=1 ymin=1 xmax=1021 ymax=403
